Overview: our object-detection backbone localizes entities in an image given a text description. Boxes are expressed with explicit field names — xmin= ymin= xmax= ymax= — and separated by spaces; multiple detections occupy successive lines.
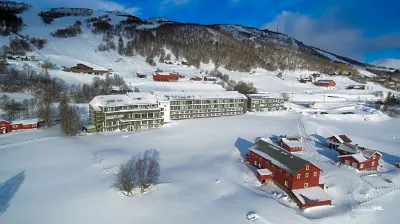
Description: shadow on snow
xmin=0 ymin=171 xmax=25 ymax=214
xmin=234 ymin=137 xmax=253 ymax=159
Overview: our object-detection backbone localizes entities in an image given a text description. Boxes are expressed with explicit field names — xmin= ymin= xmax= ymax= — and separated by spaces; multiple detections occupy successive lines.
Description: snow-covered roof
xmin=316 ymin=80 xmax=334 ymax=83
xmin=11 ymin=119 xmax=39 ymax=125
xmin=361 ymin=149 xmax=382 ymax=158
xmin=339 ymin=152 xmax=368 ymax=163
xmin=247 ymin=93 xmax=283 ymax=99
xmin=328 ymin=135 xmax=352 ymax=143
xmin=280 ymin=138 xmax=303 ymax=148
xmin=257 ymin=168 xmax=272 ymax=176
xmin=337 ymin=143 xmax=357 ymax=153
xmin=154 ymin=91 xmax=247 ymax=101
xmin=89 ymin=93 xmax=158 ymax=110
xmin=249 ymin=139 xmax=316 ymax=174
xmin=291 ymin=186 xmax=332 ymax=205
xmin=154 ymin=72 xmax=176 ymax=76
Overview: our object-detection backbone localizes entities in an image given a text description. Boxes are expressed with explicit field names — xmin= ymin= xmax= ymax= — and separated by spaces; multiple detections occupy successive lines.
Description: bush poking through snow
xmin=115 ymin=149 xmax=160 ymax=196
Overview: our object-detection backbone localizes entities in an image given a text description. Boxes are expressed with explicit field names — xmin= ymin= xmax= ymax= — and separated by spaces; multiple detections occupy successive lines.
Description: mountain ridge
xmin=0 ymin=1 xmax=395 ymax=75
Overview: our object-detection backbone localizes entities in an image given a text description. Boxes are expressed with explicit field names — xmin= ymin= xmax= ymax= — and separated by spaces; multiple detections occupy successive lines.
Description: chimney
xmin=355 ymin=144 xmax=359 ymax=152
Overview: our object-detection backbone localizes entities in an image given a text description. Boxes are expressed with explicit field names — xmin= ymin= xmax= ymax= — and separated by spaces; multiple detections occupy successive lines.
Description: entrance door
xmin=129 ymin=125 xmax=134 ymax=131
xmin=1 ymin=127 xmax=6 ymax=134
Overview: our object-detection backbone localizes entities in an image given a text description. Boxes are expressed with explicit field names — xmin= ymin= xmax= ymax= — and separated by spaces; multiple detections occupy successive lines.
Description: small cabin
xmin=190 ymin=76 xmax=202 ymax=81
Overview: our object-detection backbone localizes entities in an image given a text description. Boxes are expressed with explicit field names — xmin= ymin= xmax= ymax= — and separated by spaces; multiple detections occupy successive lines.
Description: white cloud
xmin=262 ymin=11 xmax=362 ymax=59
xmin=262 ymin=11 xmax=400 ymax=60
xmin=161 ymin=0 xmax=190 ymax=5
xmin=96 ymin=1 xmax=139 ymax=14
xmin=371 ymin=59 xmax=400 ymax=69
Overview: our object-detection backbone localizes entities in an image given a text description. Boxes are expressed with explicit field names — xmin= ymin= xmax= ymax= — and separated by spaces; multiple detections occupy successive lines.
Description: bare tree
xmin=115 ymin=156 xmax=137 ymax=196
xmin=59 ymin=95 xmax=80 ymax=136
xmin=136 ymin=154 xmax=146 ymax=193
xmin=281 ymin=93 xmax=290 ymax=101
xmin=143 ymin=149 xmax=160 ymax=190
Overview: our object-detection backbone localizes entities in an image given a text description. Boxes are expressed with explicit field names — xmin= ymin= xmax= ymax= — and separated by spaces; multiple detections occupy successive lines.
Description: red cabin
xmin=315 ymin=80 xmax=336 ymax=89
xmin=338 ymin=150 xmax=381 ymax=171
xmin=190 ymin=76 xmax=202 ymax=81
xmin=277 ymin=137 xmax=303 ymax=152
xmin=0 ymin=120 xmax=11 ymax=134
xmin=246 ymin=139 xmax=331 ymax=208
xmin=153 ymin=72 xmax=179 ymax=82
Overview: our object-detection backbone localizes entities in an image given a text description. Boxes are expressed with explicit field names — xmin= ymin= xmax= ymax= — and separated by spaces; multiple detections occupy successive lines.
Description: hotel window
xmin=305 ymin=173 xmax=309 ymax=178
xmin=313 ymin=171 xmax=318 ymax=177
xmin=297 ymin=174 xmax=301 ymax=179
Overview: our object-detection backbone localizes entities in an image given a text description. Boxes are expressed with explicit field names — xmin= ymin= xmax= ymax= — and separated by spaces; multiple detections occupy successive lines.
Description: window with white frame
xmin=306 ymin=165 xmax=310 ymax=171
xmin=372 ymin=161 xmax=375 ymax=166
xmin=297 ymin=174 xmax=301 ymax=179
xmin=304 ymin=183 xmax=308 ymax=188
xmin=360 ymin=163 xmax=364 ymax=169
xmin=373 ymin=155 xmax=376 ymax=159
xmin=305 ymin=173 xmax=309 ymax=178
xmin=352 ymin=162 xmax=357 ymax=168
xmin=313 ymin=171 xmax=318 ymax=177
xmin=285 ymin=181 xmax=288 ymax=187
xmin=345 ymin=160 xmax=350 ymax=165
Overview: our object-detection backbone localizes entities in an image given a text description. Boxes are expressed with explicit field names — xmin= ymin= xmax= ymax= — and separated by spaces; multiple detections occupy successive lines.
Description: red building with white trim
xmin=277 ymin=137 xmax=303 ymax=152
xmin=153 ymin=72 xmax=179 ymax=82
xmin=246 ymin=139 xmax=331 ymax=208
xmin=337 ymin=146 xmax=381 ymax=171
xmin=315 ymin=80 xmax=336 ymax=89
xmin=0 ymin=119 xmax=39 ymax=134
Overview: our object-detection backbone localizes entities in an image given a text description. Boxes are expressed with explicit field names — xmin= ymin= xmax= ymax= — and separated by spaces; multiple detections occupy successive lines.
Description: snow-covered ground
xmin=1 ymin=111 xmax=399 ymax=224
xmin=1 ymin=6 xmax=400 ymax=224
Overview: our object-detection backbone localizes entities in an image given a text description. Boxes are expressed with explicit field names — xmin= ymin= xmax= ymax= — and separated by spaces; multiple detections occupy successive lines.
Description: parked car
xmin=246 ymin=212 xmax=258 ymax=221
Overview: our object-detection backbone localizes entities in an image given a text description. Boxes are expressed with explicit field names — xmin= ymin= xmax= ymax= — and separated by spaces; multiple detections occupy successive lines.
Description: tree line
xmin=51 ymin=21 xmax=82 ymax=38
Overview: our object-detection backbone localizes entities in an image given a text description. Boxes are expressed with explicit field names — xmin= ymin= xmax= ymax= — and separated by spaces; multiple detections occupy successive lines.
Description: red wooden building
xmin=190 ymin=76 xmax=202 ymax=81
xmin=338 ymin=149 xmax=381 ymax=171
xmin=315 ymin=80 xmax=336 ymax=89
xmin=153 ymin=72 xmax=179 ymax=82
xmin=0 ymin=120 xmax=11 ymax=134
xmin=0 ymin=119 xmax=38 ymax=134
xmin=246 ymin=139 xmax=331 ymax=208
xmin=327 ymin=135 xmax=352 ymax=150
xmin=277 ymin=137 xmax=303 ymax=152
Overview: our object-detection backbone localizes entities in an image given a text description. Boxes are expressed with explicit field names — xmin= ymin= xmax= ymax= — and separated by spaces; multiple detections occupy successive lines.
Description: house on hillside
xmin=315 ymin=80 xmax=336 ymax=90
xmin=0 ymin=119 xmax=39 ymax=134
xmin=338 ymin=146 xmax=382 ymax=171
xmin=63 ymin=63 xmax=109 ymax=75
xmin=246 ymin=139 xmax=331 ymax=209
xmin=152 ymin=72 xmax=179 ymax=82
xmin=326 ymin=135 xmax=352 ymax=150
xmin=277 ymin=136 xmax=303 ymax=152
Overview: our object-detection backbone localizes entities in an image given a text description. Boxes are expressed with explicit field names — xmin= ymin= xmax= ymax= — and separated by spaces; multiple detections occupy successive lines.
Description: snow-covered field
xmin=1 ymin=111 xmax=400 ymax=224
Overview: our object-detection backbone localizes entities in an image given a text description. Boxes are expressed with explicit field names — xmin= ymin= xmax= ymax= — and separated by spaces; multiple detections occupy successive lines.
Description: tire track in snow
xmin=0 ymin=136 xmax=60 ymax=149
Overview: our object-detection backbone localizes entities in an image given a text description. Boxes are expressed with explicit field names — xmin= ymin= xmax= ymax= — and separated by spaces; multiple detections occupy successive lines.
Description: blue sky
xmin=25 ymin=0 xmax=400 ymax=65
